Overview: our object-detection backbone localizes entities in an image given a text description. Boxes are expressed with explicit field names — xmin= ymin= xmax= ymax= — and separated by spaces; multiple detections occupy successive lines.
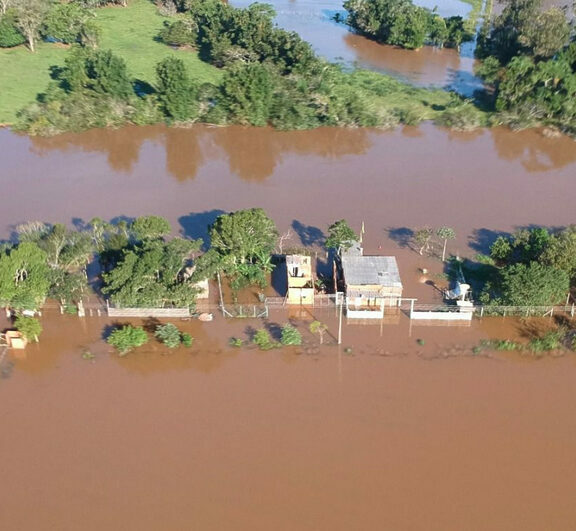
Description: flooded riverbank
xmin=2 ymin=310 xmax=576 ymax=530
xmin=230 ymin=0 xmax=482 ymax=94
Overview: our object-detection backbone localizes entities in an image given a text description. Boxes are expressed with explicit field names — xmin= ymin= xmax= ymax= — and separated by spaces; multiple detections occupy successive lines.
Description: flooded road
xmin=2 ymin=312 xmax=576 ymax=530
xmin=230 ymin=0 xmax=481 ymax=94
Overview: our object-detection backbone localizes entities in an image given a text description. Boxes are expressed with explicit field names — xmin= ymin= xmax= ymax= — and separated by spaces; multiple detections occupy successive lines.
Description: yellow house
xmin=286 ymin=255 xmax=315 ymax=305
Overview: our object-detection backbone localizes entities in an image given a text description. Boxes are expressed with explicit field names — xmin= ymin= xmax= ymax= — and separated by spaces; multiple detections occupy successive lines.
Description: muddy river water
xmin=230 ymin=0 xmax=481 ymax=94
xmin=1 ymin=120 xmax=576 ymax=529
xmin=2 ymin=2 xmax=576 ymax=524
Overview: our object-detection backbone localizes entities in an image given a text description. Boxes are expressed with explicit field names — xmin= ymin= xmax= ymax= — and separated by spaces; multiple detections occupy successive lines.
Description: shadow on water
xmin=178 ymin=210 xmax=227 ymax=249
xmin=272 ymin=259 xmax=288 ymax=297
xmin=468 ymin=228 xmax=511 ymax=254
xmin=387 ymin=227 xmax=414 ymax=250
xmin=444 ymin=68 xmax=484 ymax=99
xmin=291 ymin=220 xmax=325 ymax=247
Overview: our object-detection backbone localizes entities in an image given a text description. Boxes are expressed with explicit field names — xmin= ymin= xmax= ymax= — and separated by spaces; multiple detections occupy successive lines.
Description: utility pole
xmin=338 ymin=293 xmax=343 ymax=345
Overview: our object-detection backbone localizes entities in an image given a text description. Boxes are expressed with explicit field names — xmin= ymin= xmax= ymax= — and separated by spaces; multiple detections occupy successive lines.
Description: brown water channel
xmin=230 ymin=0 xmax=482 ymax=95
xmin=2 ymin=122 xmax=576 ymax=529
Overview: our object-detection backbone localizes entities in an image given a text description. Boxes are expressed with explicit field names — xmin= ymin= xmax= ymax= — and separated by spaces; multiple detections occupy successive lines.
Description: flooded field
xmin=231 ymin=0 xmax=481 ymax=94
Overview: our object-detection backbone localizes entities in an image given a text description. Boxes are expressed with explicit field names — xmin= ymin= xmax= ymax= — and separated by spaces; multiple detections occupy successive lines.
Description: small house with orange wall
xmin=286 ymin=255 xmax=315 ymax=305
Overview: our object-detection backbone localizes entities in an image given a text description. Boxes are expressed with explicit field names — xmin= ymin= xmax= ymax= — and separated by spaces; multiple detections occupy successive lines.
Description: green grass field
xmin=0 ymin=0 xmax=220 ymax=124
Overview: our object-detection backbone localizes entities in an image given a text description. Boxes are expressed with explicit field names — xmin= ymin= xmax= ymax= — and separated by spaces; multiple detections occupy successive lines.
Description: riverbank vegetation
xmin=2 ymin=0 xmax=471 ymax=134
xmin=475 ymin=0 xmax=576 ymax=132
xmin=462 ymin=226 xmax=576 ymax=307
xmin=343 ymin=0 xmax=474 ymax=50
xmin=2 ymin=0 xmax=576 ymax=135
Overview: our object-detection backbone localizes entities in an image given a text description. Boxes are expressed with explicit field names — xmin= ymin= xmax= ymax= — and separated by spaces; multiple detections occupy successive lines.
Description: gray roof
xmin=342 ymin=255 xmax=402 ymax=287
xmin=342 ymin=240 xmax=363 ymax=256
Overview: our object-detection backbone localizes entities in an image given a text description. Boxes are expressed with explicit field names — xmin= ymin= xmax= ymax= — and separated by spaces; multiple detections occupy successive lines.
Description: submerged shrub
xmin=281 ymin=324 xmax=302 ymax=346
xmin=107 ymin=325 xmax=148 ymax=356
xmin=155 ymin=323 xmax=182 ymax=348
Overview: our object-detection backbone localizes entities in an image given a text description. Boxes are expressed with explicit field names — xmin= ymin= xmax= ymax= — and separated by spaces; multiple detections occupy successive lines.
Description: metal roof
xmin=341 ymin=255 xmax=402 ymax=287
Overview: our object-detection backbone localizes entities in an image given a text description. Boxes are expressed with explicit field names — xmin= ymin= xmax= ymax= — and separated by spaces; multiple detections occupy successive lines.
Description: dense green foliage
xmin=0 ymin=11 xmax=26 ymax=48
xmin=155 ymin=322 xmax=182 ymax=348
xmin=0 ymin=242 xmax=51 ymax=309
xmin=107 ymin=324 xmax=149 ymax=355
xmin=343 ymin=0 xmax=473 ymax=50
xmin=208 ymin=208 xmax=278 ymax=290
xmin=253 ymin=328 xmax=275 ymax=350
xmin=478 ymin=227 xmax=575 ymax=306
xmin=476 ymin=0 xmax=575 ymax=130
xmin=497 ymin=262 xmax=569 ymax=306
xmin=280 ymin=324 xmax=302 ymax=346
xmin=102 ymin=237 xmax=202 ymax=308
xmin=13 ymin=0 xmax=469 ymax=134
xmin=155 ymin=56 xmax=198 ymax=121
xmin=14 ymin=315 xmax=43 ymax=342
xmin=325 ymin=220 xmax=358 ymax=254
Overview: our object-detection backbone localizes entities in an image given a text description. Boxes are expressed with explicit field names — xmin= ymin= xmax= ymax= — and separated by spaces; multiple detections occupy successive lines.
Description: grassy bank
xmin=0 ymin=0 xmax=220 ymax=125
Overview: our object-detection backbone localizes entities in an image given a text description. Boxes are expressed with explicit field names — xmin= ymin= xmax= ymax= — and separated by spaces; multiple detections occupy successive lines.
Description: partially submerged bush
xmin=281 ymin=324 xmax=302 ymax=346
xmin=155 ymin=323 xmax=182 ymax=348
xmin=107 ymin=325 xmax=148 ymax=356
xmin=253 ymin=329 xmax=274 ymax=350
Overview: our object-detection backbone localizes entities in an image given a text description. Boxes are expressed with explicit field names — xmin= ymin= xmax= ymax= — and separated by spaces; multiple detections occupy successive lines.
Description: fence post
xmin=480 ymin=306 xmax=484 ymax=318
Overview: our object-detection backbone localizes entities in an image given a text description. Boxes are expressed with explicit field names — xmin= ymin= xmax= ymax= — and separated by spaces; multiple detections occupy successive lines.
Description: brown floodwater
xmin=2 ymin=120 xmax=576 ymax=528
xmin=2 ymin=310 xmax=576 ymax=530
xmin=230 ymin=0 xmax=483 ymax=95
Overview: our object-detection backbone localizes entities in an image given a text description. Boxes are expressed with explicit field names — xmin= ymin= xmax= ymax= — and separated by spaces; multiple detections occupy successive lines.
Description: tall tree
xmin=155 ymin=57 xmax=197 ymax=121
xmin=14 ymin=0 xmax=50 ymax=52
xmin=436 ymin=226 xmax=456 ymax=262
xmin=209 ymin=208 xmax=278 ymax=266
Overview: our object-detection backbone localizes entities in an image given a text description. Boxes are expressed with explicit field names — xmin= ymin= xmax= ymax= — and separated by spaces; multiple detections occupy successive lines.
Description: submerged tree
xmin=414 ymin=227 xmax=433 ymax=256
xmin=155 ymin=322 xmax=182 ymax=348
xmin=107 ymin=325 xmax=148 ymax=356
xmin=309 ymin=320 xmax=327 ymax=345
xmin=436 ymin=226 xmax=456 ymax=262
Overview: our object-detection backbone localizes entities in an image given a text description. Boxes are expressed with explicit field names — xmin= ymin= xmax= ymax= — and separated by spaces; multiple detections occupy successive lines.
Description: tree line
xmin=475 ymin=0 xmax=576 ymax=132
xmin=342 ymin=0 xmax=473 ymax=50
xmin=13 ymin=0 xmax=472 ymax=134
xmin=469 ymin=226 xmax=576 ymax=307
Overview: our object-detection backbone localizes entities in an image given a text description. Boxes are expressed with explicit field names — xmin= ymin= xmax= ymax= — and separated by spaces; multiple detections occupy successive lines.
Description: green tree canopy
xmin=14 ymin=315 xmax=42 ymax=342
xmin=131 ymin=215 xmax=172 ymax=242
xmin=155 ymin=322 xmax=182 ymax=348
xmin=156 ymin=57 xmax=197 ymax=121
xmin=498 ymin=262 xmax=569 ymax=306
xmin=325 ymin=220 xmax=358 ymax=254
xmin=0 ymin=242 xmax=50 ymax=309
xmin=102 ymin=238 xmax=201 ymax=308
xmin=209 ymin=208 xmax=278 ymax=266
